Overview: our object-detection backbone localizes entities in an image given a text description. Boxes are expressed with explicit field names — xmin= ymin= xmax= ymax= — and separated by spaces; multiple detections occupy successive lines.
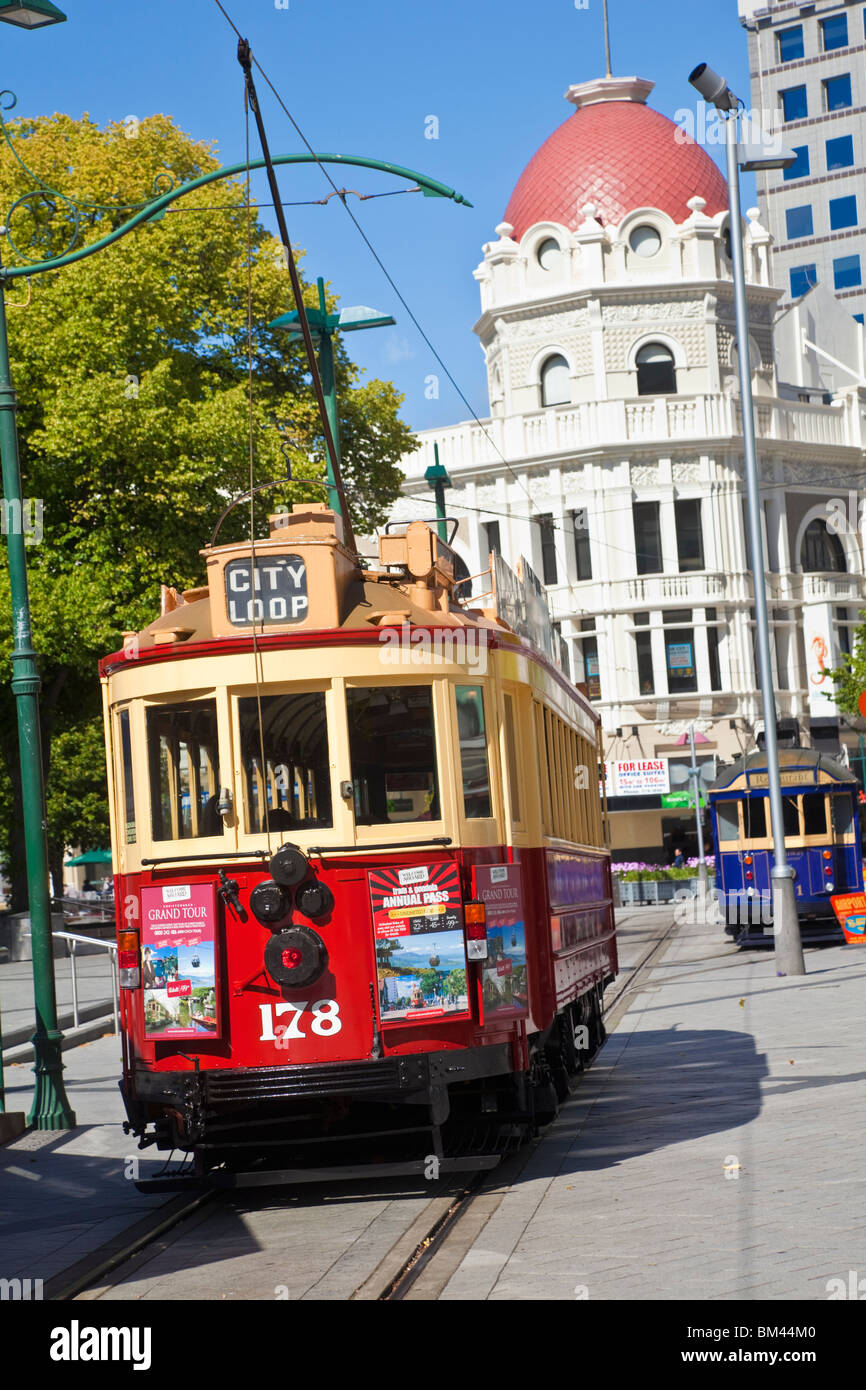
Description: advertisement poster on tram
xmin=368 ymin=862 xmax=470 ymax=1024
xmin=473 ymin=864 xmax=529 ymax=1017
xmin=141 ymin=883 xmax=220 ymax=1037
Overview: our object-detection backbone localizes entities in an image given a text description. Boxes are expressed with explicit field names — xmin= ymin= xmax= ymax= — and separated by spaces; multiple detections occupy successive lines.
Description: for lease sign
xmin=613 ymin=759 xmax=670 ymax=796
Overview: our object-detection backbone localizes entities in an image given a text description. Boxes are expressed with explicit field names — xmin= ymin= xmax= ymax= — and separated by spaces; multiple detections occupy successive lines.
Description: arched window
xmin=801 ymin=518 xmax=847 ymax=572
xmin=537 ymin=237 xmax=562 ymax=271
xmin=540 ymin=353 xmax=570 ymax=407
xmin=636 ymin=342 xmax=677 ymax=396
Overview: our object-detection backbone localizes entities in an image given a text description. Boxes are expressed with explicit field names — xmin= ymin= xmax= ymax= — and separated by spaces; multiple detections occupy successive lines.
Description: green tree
xmin=825 ymin=624 xmax=866 ymax=716
xmin=418 ymin=969 xmax=439 ymax=997
xmin=0 ymin=111 xmax=417 ymax=905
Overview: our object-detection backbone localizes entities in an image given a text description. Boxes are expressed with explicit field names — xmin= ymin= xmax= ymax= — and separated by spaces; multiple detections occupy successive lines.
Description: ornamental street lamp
xmin=270 ymin=280 xmax=395 ymax=523
xmin=688 ymin=62 xmax=805 ymax=976
xmin=0 ymin=0 xmax=66 ymax=27
xmin=0 ymin=66 xmax=470 ymax=1127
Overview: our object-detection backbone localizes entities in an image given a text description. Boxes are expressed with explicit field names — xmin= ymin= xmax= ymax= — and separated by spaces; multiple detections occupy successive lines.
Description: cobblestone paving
xmin=438 ymin=919 xmax=866 ymax=1301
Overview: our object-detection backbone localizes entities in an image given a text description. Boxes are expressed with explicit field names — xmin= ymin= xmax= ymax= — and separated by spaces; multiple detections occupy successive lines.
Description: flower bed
xmin=612 ymin=858 xmax=715 ymax=881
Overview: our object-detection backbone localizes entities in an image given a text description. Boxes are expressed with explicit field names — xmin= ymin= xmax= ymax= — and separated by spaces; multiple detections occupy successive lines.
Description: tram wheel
xmin=529 ymin=1053 xmax=559 ymax=1128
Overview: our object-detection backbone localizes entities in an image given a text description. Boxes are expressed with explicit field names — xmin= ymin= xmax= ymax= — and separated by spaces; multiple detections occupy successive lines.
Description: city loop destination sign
xmin=224 ymin=555 xmax=308 ymax=626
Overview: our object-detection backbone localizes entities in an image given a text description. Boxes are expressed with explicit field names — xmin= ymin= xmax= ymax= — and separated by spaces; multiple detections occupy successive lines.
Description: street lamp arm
xmin=0 ymin=151 xmax=473 ymax=281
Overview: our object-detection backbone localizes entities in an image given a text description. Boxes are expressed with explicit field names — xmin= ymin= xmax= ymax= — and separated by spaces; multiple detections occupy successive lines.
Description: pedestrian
xmin=673 ymin=847 xmax=685 ymax=868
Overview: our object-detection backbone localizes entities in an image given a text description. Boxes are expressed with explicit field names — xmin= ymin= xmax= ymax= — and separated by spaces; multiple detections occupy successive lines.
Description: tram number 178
xmin=259 ymin=1000 xmax=342 ymax=1044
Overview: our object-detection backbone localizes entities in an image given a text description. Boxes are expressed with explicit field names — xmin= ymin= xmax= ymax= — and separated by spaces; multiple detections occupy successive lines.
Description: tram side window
xmin=238 ymin=693 xmax=332 ymax=832
xmin=348 ymin=686 xmax=440 ymax=825
xmin=803 ymin=794 xmax=828 ymax=836
xmin=716 ymin=799 xmax=740 ymax=842
xmin=502 ymin=693 xmax=521 ymax=823
xmin=119 ymin=709 xmax=136 ymax=844
xmin=456 ymin=686 xmax=492 ymax=819
xmin=147 ymin=701 xmax=221 ymax=841
xmin=831 ymin=793 xmax=854 ymax=836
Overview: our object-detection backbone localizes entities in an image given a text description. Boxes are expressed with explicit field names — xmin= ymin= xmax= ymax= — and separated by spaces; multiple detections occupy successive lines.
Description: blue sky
xmin=4 ymin=0 xmax=754 ymax=432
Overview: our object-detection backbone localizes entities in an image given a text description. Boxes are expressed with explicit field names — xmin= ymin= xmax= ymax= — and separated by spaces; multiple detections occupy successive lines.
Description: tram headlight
xmin=270 ymin=842 xmax=309 ymax=887
xmin=264 ymin=925 xmax=328 ymax=988
xmin=250 ymin=880 xmax=292 ymax=925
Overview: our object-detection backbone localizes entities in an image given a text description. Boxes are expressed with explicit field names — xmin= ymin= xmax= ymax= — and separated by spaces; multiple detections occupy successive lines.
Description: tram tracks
xmin=56 ymin=911 xmax=679 ymax=1303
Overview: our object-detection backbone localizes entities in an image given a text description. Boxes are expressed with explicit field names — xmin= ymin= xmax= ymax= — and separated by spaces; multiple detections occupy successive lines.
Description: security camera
xmin=689 ymin=63 xmax=739 ymax=112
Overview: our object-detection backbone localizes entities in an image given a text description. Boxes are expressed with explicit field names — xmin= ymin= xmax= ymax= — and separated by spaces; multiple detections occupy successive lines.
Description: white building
xmin=394 ymin=74 xmax=866 ymax=859
xmin=739 ymin=0 xmax=866 ymax=321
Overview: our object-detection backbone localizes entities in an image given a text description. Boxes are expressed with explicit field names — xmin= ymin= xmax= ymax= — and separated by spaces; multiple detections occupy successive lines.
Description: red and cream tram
xmin=102 ymin=508 xmax=617 ymax=1184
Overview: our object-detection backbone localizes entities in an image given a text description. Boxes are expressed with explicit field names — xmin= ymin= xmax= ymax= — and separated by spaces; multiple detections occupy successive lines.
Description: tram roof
xmin=708 ymin=747 xmax=857 ymax=794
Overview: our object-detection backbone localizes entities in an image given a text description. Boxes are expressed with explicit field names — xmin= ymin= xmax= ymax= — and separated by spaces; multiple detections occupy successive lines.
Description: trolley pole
xmin=0 ymin=262 xmax=75 ymax=1128
xmin=724 ymin=113 xmax=804 ymax=975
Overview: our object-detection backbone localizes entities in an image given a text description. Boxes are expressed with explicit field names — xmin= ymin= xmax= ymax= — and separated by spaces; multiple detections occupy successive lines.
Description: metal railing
xmin=53 ymin=930 xmax=119 ymax=1036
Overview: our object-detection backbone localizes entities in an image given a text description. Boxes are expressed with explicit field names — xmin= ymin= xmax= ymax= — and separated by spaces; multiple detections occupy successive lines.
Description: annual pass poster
xmin=141 ymin=883 xmax=220 ymax=1037
xmin=368 ymin=862 xmax=469 ymax=1024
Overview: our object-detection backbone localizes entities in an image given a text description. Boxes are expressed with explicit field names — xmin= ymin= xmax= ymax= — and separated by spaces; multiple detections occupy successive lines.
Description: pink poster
xmin=472 ymin=864 xmax=529 ymax=1016
xmin=140 ymin=883 xmax=219 ymax=1037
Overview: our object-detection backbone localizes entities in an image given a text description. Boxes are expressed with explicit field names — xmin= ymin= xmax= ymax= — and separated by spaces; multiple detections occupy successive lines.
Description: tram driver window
xmin=803 ymin=794 xmax=828 ymax=836
xmin=238 ymin=692 xmax=332 ymax=832
xmin=348 ymin=686 xmax=440 ymax=825
xmin=743 ymin=797 xmax=766 ymax=840
xmin=147 ymin=701 xmax=221 ymax=841
xmin=831 ymin=794 xmax=854 ymax=837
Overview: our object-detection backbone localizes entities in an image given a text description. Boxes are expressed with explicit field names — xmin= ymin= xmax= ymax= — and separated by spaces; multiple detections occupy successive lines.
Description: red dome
xmin=503 ymin=86 xmax=728 ymax=238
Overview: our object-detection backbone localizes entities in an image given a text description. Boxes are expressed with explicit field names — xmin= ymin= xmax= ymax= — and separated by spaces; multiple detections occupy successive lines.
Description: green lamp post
xmin=0 ymin=48 xmax=470 ymax=1127
xmin=0 ymin=0 xmax=66 ymax=26
xmin=270 ymin=280 xmax=394 ymax=524
xmin=0 ymin=0 xmax=73 ymax=1128
xmin=424 ymin=443 xmax=451 ymax=544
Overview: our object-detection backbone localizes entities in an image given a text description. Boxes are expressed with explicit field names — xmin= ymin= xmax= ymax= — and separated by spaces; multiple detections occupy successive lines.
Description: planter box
xmin=613 ymin=876 xmax=705 ymax=906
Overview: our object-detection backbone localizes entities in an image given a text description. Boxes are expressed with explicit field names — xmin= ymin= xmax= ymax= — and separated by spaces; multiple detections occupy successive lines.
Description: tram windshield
xmin=238 ymin=692 xmax=332 ymax=832
xmin=147 ymin=701 xmax=221 ymax=841
xmin=347 ymin=685 xmax=440 ymax=825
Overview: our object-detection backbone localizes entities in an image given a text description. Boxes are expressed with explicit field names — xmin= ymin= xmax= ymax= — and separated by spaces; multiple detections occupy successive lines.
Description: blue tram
xmin=707 ymin=749 xmax=862 ymax=947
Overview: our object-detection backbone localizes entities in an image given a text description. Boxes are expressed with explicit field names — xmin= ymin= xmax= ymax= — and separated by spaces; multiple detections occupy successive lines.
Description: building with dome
xmin=393 ymin=74 xmax=866 ymax=860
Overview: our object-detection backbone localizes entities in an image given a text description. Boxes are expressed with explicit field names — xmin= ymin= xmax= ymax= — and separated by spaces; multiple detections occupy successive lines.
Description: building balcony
xmin=403 ymin=392 xmax=854 ymax=481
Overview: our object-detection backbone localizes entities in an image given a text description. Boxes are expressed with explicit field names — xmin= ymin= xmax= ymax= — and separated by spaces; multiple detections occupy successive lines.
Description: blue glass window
xmin=830 ymin=195 xmax=858 ymax=230
xmin=780 ymin=86 xmax=808 ymax=122
xmin=821 ymin=13 xmax=848 ymax=50
xmin=834 ymin=254 xmax=862 ymax=289
xmin=784 ymin=146 xmax=810 ymax=180
xmin=778 ymin=25 xmax=804 ymax=61
xmin=826 ymin=135 xmax=854 ymax=170
xmin=790 ymin=264 xmax=817 ymax=298
xmin=823 ymin=74 xmax=852 ymax=111
xmin=785 ymin=205 xmax=813 ymax=238
xmin=780 ymin=85 xmax=808 ymax=122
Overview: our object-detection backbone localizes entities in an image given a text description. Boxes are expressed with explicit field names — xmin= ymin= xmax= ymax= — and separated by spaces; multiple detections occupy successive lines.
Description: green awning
xmin=63 ymin=849 xmax=112 ymax=866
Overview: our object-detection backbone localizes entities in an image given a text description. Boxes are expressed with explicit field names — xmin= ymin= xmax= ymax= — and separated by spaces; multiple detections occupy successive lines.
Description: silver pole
xmin=725 ymin=111 xmax=805 ymax=974
xmin=688 ymin=722 xmax=709 ymax=892
xmin=109 ymin=949 xmax=119 ymax=1037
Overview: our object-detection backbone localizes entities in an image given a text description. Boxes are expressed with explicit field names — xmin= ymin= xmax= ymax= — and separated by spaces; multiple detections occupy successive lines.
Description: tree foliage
xmin=0 ymin=111 xmax=416 ymax=902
